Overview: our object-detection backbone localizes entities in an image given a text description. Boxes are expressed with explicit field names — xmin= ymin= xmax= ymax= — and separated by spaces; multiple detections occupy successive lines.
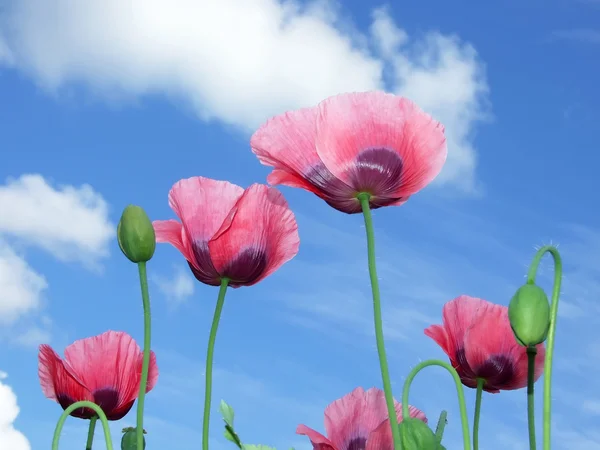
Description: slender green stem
xmin=52 ymin=401 xmax=113 ymax=450
xmin=526 ymin=246 xmax=562 ymax=450
xmin=527 ymin=347 xmax=538 ymax=450
xmin=434 ymin=410 xmax=448 ymax=444
xmin=402 ymin=359 xmax=471 ymax=450
xmin=357 ymin=193 xmax=403 ymax=450
xmin=135 ymin=261 xmax=152 ymax=450
xmin=472 ymin=379 xmax=484 ymax=450
xmin=86 ymin=416 xmax=98 ymax=450
xmin=202 ymin=278 xmax=230 ymax=450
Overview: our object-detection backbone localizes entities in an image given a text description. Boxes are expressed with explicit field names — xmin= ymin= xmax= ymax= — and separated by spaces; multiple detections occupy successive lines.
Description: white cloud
xmin=0 ymin=0 xmax=489 ymax=193
xmin=0 ymin=372 xmax=31 ymax=450
xmin=153 ymin=266 xmax=195 ymax=306
xmin=0 ymin=174 xmax=114 ymax=263
xmin=0 ymin=240 xmax=47 ymax=325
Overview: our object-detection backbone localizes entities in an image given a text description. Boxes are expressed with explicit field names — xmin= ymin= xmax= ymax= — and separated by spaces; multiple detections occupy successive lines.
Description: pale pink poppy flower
xmin=425 ymin=295 xmax=545 ymax=393
xmin=251 ymin=91 xmax=447 ymax=214
xmin=153 ymin=176 xmax=299 ymax=287
xmin=297 ymin=387 xmax=427 ymax=450
xmin=38 ymin=330 xmax=158 ymax=420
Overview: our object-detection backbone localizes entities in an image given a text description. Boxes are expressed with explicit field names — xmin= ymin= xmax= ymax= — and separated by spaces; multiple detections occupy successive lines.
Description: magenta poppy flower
xmin=297 ymin=387 xmax=427 ymax=450
xmin=38 ymin=330 xmax=158 ymax=420
xmin=153 ymin=176 xmax=299 ymax=287
xmin=424 ymin=295 xmax=545 ymax=393
xmin=250 ymin=91 xmax=447 ymax=214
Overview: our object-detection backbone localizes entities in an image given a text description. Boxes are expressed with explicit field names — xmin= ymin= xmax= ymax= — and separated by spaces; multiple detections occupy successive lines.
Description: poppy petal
xmin=38 ymin=344 xmax=95 ymax=419
xmin=315 ymin=92 xmax=447 ymax=198
xmin=267 ymin=169 xmax=323 ymax=196
xmin=208 ymin=184 xmax=299 ymax=287
xmin=250 ymin=107 xmax=321 ymax=180
xmin=505 ymin=343 xmax=545 ymax=390
xmin=324 ymin=387 xmax=394 ymax=450
xmin=296 ymin=425 xmax=336 ymax=450
xmin=153 ymin=219 xmax=193 ymax=260
xmin=463 ymin=303 xmax=524 ymax=391
xmin=63 ymin=331 xmax=158 ymax=419
xmin=365 ymin=403 xmax=427 ymax=450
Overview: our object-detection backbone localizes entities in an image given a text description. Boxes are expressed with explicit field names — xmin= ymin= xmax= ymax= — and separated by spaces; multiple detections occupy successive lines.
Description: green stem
xmin=52 ymin=401 xmax=113 ymax=450
xmin=527 ymin=347 xmax=538 ymax=450
xmin=402 ymin=359 xmax=471 ymax=450
xmin=357 ymin=193 xmax=403 ymax=450
xmin=86 ymin=416 xmax=97 ymax=450
xmin=202 ymin=278 xmax=230 ymax=450
xmin=526 ymin=246 xmax=562 ymax=450
xmin=135 ymin=261 xmax=152 ymax=450
xmin=434 ymin=410 xmax=448 ymax=444
xmin=472 ymin=378 xmax=484 ymax=450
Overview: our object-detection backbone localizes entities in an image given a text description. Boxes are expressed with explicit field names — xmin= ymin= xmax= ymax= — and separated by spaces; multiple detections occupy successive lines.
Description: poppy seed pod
xmin=117 ymin=205 xmax=156 ymax=263
xmin=508 ymin=283 xmax=551 ymax=347
xmin=121 ymin=427 xmax=146 ymax=450
xmin=399 ymin=418 xmax=442 ymax=449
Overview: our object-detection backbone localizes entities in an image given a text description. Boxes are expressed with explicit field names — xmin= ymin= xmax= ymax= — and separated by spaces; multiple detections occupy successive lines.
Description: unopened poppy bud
xmin=117 ymin=205 xmax=156 ymax=263
xmin=399 ymin=418 xmax=442 ymax=449
xmin=508 ymin=283 xmax=550 ymax=346
xmin=121 ymin=427 xmax=146 ymax=450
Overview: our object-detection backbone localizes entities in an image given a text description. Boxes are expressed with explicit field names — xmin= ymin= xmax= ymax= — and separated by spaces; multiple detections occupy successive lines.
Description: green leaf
xmin=220 ymin=400 xmax=235 ymax=427
xmin=224 ymin=424 xmax=243 ymax=449
xmin=242 ymin=445 xmax=276 ymax=450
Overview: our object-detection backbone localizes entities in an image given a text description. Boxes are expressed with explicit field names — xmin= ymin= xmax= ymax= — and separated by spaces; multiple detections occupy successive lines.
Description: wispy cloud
xmin=152 ymin=265 xmax=195 ymax=308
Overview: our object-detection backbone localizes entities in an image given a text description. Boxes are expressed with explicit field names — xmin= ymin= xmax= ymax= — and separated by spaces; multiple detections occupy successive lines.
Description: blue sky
xmin=0 ymin=0 xmax=599 ymax=449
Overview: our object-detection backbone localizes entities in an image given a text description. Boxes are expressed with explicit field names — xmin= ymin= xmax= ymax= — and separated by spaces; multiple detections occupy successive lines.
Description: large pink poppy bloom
xmin=297 ymin=387 xmax=427 ymax=450
xmin=38 ymin=330 xmax=158 ymax=420
xmin=153 ymin=177 xmax=299 ymax=287
xmin=250 ymin=91 xmax=447 ymax=214
xmin=424 ymin=295 xmax=545 ymax=393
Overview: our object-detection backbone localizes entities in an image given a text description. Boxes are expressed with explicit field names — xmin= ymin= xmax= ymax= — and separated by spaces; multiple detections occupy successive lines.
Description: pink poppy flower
xmin=38 ymin=330 xmax=158 ymax=420
xmin=153 ymin=177 xmax=299 ymax=287
xmin=297 ymin=387 xmax=427 ymax=450
xmin=424 ymin=295 xmax=545 ymax=393
xmin=251 ymin=91 xmax=447 ymax=214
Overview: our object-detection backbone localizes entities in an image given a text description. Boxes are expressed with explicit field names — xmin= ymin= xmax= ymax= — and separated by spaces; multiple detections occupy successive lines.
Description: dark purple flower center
xmin=454 ymin=348 xmax=516 ymax=390
xmin=302 ymin=148 xmax=405 ymax=214
xmin=189 ymin=242 xmax=267 ymax=286
xmin=57 ymin=387 xmax=121 ymax=420
xmin=346 ymin=437 xmax=367 ymax=450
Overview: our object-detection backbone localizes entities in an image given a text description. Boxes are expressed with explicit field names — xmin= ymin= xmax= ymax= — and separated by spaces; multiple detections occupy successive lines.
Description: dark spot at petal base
xmin=189 ymin=241 xmax=221 ymax=286
xmin=93 ymin=388 xmax=119 ymax=415
xmin=57 ymin=394 xmax=96 ymax=420
xmin=347 ymin=147 xmax=404 ymax=196
xmin=455 ymin=348 xmax=516 ymax=391
xmin=346 ymin=437 xmax=367 ymax=450
xmin=58 ymin=388 xmax=126 ymax=420
xmin=222 ymin=247 xmax=268 ymax=286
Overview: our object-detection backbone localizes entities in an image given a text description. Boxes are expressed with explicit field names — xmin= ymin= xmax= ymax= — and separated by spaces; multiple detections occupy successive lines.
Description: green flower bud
xmin=508 ymin=283 xmax=550 ymax=346
xmin=399 ymin=418 xmax=442 ymax=449
xmin=121 ymin=427 xmax=146 ymax=450
xmin=117 ymin=205 xmax=156 ymax=263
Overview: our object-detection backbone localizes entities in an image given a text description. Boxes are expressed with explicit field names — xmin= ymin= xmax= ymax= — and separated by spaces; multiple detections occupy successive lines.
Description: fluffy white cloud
xmin=0 ymin=174 xmax=114 ymax=263
xmin=0 ymin=0 xmax=489 ymax=193
xmin=154 ymin=266 xmax=195 ymax=306
xmin=0 ymin=241 xmax=47 ymax=325
xmin=0 ymin=372 xmax=31 ymax=450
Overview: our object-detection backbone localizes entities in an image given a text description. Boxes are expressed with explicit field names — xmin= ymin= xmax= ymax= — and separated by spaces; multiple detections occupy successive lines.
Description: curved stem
xmin=527 ymin=347 xmax=538 ymax=450
xmin=358 ymin=193 xmax=402 ymax=450
xmin=526 ymin=245 xmax=562 ymax=450
xmin=86 ymin=416 xmax=98 ymax=450
xmin=472 ymin=379 xmax=484 ymax=450
xmin=136 ymin=261 xmax=152 ymax=450
xmin=52 ymin=401 xmax=113 ymax=450
xmin=401 ymin=359 xmax=471 ymax=450
xmin=202 ymin=278 xmax=230 ymax=450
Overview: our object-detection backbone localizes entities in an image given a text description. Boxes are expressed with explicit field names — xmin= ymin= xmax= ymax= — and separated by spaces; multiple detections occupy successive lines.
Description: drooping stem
xmin=357 ymin=193 xmax=402 ymax=450
xmin=202 ymin=278 xmax=230 ymax=450
xmin=52 ymin=401 xmax=113 ymax=450
xmin=434 ymin=410 xmax=448 ymax=444
xmin=527 ymin=347 xmax=538 ymax=450
xmin=135 ymin=261 xmax=153 ymax=450
xmin=86 ymin=416 xmax=97 ymax=450
xmin=402 ymin=359 xmax=471 ymax=450
xmin=526 ymin=245 xmax=562 ymax=450
xmin=472 ymin=378 xmax=484 ymax=450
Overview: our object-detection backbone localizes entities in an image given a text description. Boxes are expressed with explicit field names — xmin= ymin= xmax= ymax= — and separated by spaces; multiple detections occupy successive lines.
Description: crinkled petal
xmin=208 ymin=184 xmax=299 ymax=287
xmin=296 ymin=425 xmax=337 ymax=450
xmin=63 ymin=331 xmax=158 ymax=419
xmin=315 ymin=91 xmax=446 ymax=198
